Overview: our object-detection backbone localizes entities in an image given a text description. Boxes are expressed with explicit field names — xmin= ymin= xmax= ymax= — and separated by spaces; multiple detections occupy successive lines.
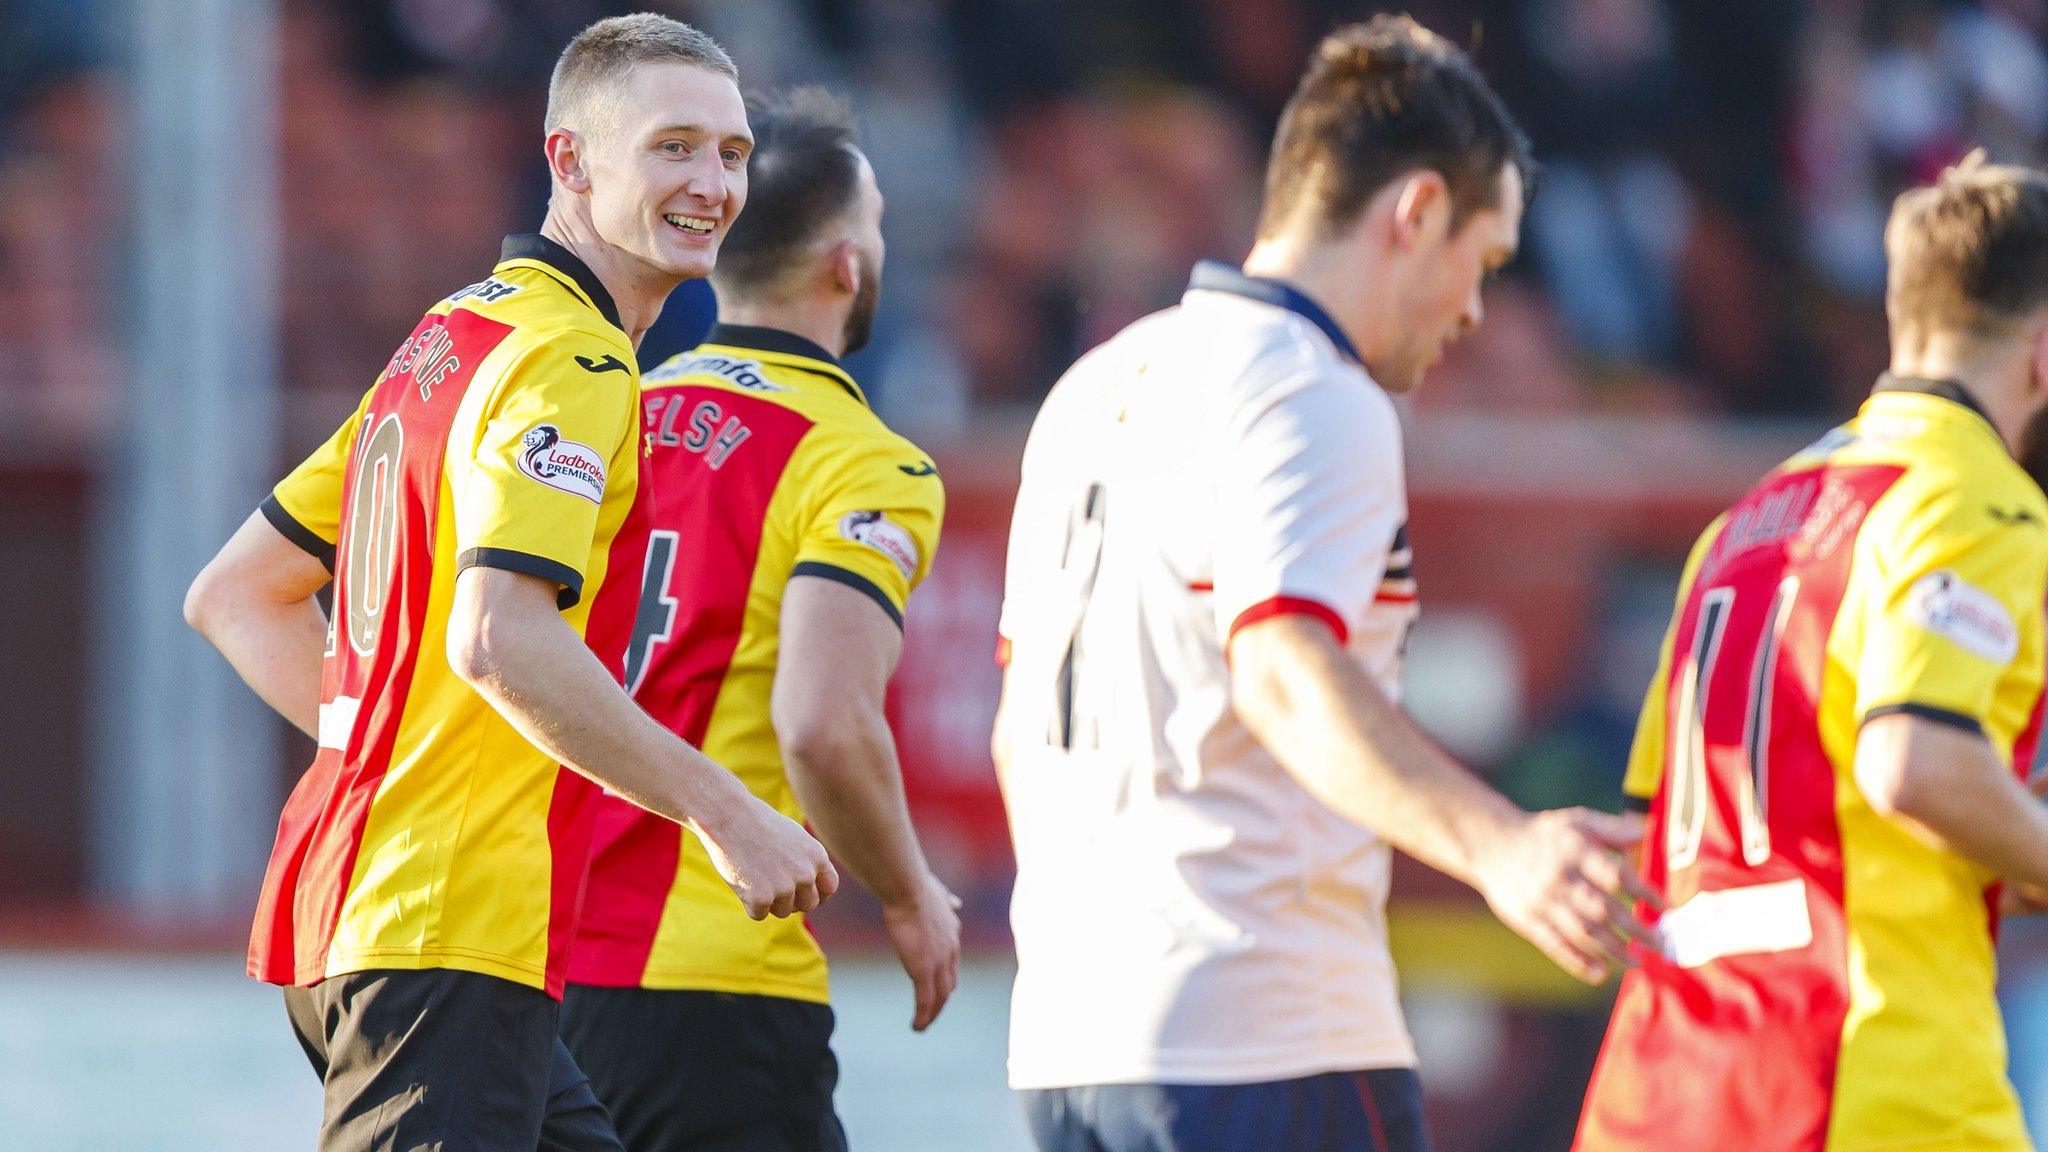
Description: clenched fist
xmin=698 ymin=797 xmax=840 ymax=920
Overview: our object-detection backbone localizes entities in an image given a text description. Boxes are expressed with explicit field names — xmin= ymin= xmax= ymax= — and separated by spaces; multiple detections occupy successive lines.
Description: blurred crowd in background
xmin=4 ymin=0 xmax=2048 ymax=446
xmin=4 ymin=0 xmax=2045 ymax=876
xmin=9 ymin=4 xmax=2048 ymax=1144
xmin=5 ymin=0 xmax=2048 ymax=898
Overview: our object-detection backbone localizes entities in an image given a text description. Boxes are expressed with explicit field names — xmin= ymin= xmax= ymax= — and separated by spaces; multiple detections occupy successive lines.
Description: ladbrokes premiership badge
xmin=517 ymin=424 xmax=607 ymax=504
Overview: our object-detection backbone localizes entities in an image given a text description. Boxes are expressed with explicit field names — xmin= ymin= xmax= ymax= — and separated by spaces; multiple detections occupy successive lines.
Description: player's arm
xmin=775 ymin=576 xmax=960 ymax=1031
xmin=990 ymin=405 xmax=1061 ymax=810
xmin=1850 ymin=484 xmax=2048 ymax=885
xmin=184 ymin=510 xmax=332 ymax=738
xmin=450 ymin=341 xmax=835 ymax=920
xmin=1218 ymin=371 xmax=1654 ymax=984
xmin=448 ymin=566 xmax=836 ymax=920
xmin=990 ymin=673 xmax=1014 ymax=798
xmin=1855 ymin=712 xmax=2048 ymax=886
xmin=186 ymin=392 xmax=367 ymax=737
xmin=778 ymin=440 xmax=960 ymax=1027
xmin=1231 ymin=617 xmax=1656 ymax=983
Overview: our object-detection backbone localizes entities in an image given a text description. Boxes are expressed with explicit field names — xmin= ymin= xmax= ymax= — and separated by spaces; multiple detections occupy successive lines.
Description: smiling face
xmin=578 ymin=61 xmax=752 ymax=283
xmin=1374 ymin=164 xmax=1523 ymax=394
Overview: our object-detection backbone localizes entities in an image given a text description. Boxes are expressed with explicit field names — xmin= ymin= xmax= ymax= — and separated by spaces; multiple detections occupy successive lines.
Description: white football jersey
xmin=998 ymin=262 xmax=1421 ymax=1090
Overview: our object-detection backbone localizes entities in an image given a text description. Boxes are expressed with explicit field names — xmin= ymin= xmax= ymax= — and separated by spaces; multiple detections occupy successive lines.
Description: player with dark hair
xmin=182 ymin=16 xmax=836 ymax=1152
xmin=1574 ymin=156 xmax=2048 ymax=1152
xmin=993 ymin=16 xmax=1652 ymax=1152
xmin=561 ymin=86 xmax=957 ymax=1152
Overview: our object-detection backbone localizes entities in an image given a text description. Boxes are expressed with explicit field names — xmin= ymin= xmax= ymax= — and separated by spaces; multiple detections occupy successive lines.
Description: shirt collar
xmin=1186 ymin=260 xmax=1362 ymax=364
xmin=497 ymin=233 xmax=622 ymax=332
xmin=1870 ymin=373 xmax=2000 ymax=438
xmin=701 ymin=323 xmax=865 ymax=405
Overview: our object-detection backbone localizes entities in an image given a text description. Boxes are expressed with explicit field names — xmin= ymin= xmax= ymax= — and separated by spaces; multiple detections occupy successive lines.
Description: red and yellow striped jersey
xmin=569 ymin=324 xmax=943 ymax=1001
xmin=250 ymin=234 xmax=642 ymax=998
xmin=1576 ymin=378 xmax=2048 ymax=1152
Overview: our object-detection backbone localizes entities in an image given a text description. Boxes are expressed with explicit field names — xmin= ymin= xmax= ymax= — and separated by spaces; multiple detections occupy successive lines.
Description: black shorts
xmin=1021 ymin=1068 xmax=1429 ymax=1152
xmin=284 ymin=968 xmax=625 ymax=1152
xmin=559 ymin=984 xmax=846 ymax=1152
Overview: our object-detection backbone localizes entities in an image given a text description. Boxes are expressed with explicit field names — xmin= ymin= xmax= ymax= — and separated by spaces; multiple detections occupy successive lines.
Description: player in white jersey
xmin=994 ymin=18 xmax=1658 ymax=1152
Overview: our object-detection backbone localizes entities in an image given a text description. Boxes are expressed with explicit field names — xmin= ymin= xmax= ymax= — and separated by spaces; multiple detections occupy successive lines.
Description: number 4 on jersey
xmin=624 ymin=530 xmax=680 ymax=694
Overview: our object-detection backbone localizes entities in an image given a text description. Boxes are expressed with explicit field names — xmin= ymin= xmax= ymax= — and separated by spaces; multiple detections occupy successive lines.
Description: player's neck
xmin=715 ymin=300 xmax=847 ymax=360
xmin=1241 ymin=237 xmax=1387 ymax=365
xmin=537 ymin=211 xmax=678 ymax=347
xmin=1890 ymin=331 xmax=2033 ymax=450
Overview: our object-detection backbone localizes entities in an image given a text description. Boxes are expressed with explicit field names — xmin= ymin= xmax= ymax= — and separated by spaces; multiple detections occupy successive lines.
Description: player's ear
xmin=1391 ymin=169 xmax=1451 ymax=251
xmin=829 ymin=239 xmax=860 ymax=297
xmin=546 ymin=129 xmax=591 ymax=195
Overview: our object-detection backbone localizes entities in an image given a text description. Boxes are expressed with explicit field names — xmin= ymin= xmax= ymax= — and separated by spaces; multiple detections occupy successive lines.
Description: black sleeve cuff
xmin=457 ymin=547 xmax=585 ymax=611
xmin=1860 ymin=702 xmax=1985 ymax=737
xmin=1622 ymin=795 xmax=1653 ymax=815
xmin=790 ymin=561 xmax=903 ymax=628
xmin=260 ymin=494 xmax=336 ymax=572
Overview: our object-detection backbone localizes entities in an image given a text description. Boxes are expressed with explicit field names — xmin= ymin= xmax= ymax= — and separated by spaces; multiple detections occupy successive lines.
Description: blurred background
xmin=9 ymin=0 xmax=2048 ymax=1148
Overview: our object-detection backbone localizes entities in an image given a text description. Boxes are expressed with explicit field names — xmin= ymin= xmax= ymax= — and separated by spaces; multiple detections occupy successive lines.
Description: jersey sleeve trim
xmin=1228 ymin=596 xmax=1349 ymax=646
xmin=1860 ymin=701 xmax=1986 ymax=737
xmin=260 ymin=494 xmax=337 ymax=571
xmin=790 ymin=561 xmax=904 ymax=629
xmin=456 ymin=547 xmax=584 ymax=611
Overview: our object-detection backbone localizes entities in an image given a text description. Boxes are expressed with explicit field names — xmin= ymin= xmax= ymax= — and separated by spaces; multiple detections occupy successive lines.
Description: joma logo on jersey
xmin=445 ymin=277 xmax=522 ymax=306
xmin=1989 ymin=504 xmax=2042 ymax=527
xmin=385 ymin=321 xmax=462 ymax=401
xmin=576 ymin=354 xmax=628 ymax=375
xmin=517 ymin=424 xmax=607 ymax=504
xmin=648 ymin=353 xmax=785 ymax=392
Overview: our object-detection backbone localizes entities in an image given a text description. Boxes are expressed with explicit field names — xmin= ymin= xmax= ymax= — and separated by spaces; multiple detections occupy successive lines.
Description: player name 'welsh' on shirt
xmin=249 ymin=234 xmax=642 ymax=998
xmin=998 ymin=261 xmax=1420 ymax=1090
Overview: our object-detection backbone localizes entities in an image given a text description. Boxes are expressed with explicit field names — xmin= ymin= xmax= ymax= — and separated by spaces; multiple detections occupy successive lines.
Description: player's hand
xmin=699 ymin=798 xmax=840 ymax=920
xmin=1477 ymin=807 xmax=1663 ymax=984
xmin=883 ymin=872 xmax=963 ymax=1032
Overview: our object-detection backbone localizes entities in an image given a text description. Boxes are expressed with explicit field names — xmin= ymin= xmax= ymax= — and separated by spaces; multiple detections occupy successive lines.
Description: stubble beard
xmin=842 ymin=253 xmax=882 ymax=357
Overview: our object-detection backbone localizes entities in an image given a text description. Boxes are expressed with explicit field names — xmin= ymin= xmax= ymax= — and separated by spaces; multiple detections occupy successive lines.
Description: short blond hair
xmin=1887 ymin=151 xmax=2048 ymax=339
xmin=544 ymin=13 xmax=737 ymax=138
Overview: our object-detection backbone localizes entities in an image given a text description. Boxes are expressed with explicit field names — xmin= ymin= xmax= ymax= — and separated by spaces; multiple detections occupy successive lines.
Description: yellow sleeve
xmin=790 ymin=432 xmax=945 ymax=627
xmin=1622 ymin=638 xmax=1676 ymax=812
xmin=448 ymin=334 xmax=638 ymax=610
xmin=1856 ymin=477 xmax=2048 ymax=732
xmin=1624 ymin=517 xmax=1725 ymax=809
xmin=261 ymin=387 xmax=375 ymax=569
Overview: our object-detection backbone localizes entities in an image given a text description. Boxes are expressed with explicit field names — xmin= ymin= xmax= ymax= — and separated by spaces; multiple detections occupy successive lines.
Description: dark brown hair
xmin=1887 ymin=152 xmax=2048 ymax=338
xmin=1258 ymin=15 xmax=1533 ymax=240
xmin=712 ymin=87 xmax=865 ymax=296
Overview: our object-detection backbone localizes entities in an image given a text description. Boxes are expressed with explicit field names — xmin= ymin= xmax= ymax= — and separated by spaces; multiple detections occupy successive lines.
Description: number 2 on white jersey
xmin=1049 ymin=482 xmax=1107 ymax=751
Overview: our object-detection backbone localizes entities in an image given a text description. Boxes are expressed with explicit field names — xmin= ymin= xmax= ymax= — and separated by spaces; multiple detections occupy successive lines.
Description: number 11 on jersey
xmin=1668 ymin=576 xmax=1800 ymax=874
